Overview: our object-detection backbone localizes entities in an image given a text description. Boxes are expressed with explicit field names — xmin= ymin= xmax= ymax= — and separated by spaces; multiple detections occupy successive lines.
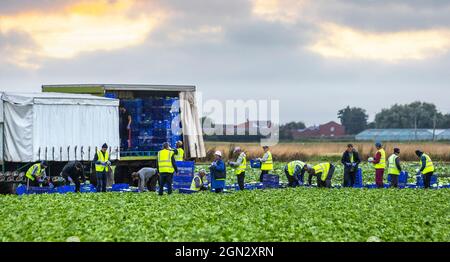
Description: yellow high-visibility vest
xmin=175 ymin=148 xmax=184 ymax=161
xmin=388 ymin=154 xmax=400 ymax=175
xmin=25 ymin=163 xmax=43 ymax=181
xmin=374 ymin=149 xmax=386 ymax=169
xmin=422 ymin=153 xmax=435 ymax=174
xmin=95 ymin=150 xmax=110 ymax=172
xmin=235 ymin=152 xmax=247 ymax=175
xmin=190 ymin=174 xmax=203 ymax=191
xmin=158 ymin=149 xmax=175 ymax=173
xmin=287 ymin=161 xmax=305 ymax=176
xmin=313 ymin=163 xmax=330 ymax=182
xmin=261 ymin=151 xmax=273 ymax=171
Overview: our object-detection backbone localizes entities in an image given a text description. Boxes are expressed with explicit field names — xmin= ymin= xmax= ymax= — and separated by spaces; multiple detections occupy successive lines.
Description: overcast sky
xmin=1 ymin=0 xmax=450 ymax=125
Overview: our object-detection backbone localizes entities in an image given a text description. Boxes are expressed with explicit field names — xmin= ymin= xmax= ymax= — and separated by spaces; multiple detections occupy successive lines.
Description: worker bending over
xmin=341 ymin=144 xmax=361 ymax=187
xmin=94 ymin=143 xmax=111 ymax=193
xmin=174 ymin=141 xmax=185 ymax=161
xmin=132 ymin=167 xmax=159 ymax=192
xmin=210 ymin=151 xmax=226 ymax=193
xmin=157 ymin=142 xmax=178 ymax=195
xmin=61 ymin=161 xmax=85 ymax=193
xmin=415 ymin=150 xmax=435 ymax=189
xmin=190 ymin=169 xmax=208 ymax=191
xmin=387 ymin=148 xmax=402 ymax=188
xmin=370 ymin=142 xmax=386 ymax=189
xmin=258 ymin=146 xmax=273 ymax=182
xmin=228 ymin=147 xmax=247 ymax=190
xmin=284 ymin=160 xmax=308 ymax=187
xmin=306 ymin=163 xmax=335 ymax=188
xmin=25 ymin=161 xmax=50 ymax=188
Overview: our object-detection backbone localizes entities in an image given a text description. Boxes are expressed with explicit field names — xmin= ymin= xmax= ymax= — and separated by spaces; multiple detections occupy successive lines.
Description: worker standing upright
xmin=415 ymin=150 xmax=435 ymax=189
xmin=94 ymin=143 xmax=110 ymax=193
xmin=387 ymin=148 xmax=402 ymax=188
xmin=157 ymin=142 xmax=178 ymax=196
xmin=306 ymin=163 xmax=335 ymax=188
xmin=25 ymin=161 xmax=50 ymax=188
xmin=210 ymin=151 xmax=226 ymax=193
xmin=284 ymin=160 xmax=308 ymax=187
xmin=228 ymin=147 xmax=247 ymax=190
xmin=370 ymin=142 xmax=386 ymax=189
xmin=174 ymin=141 xmax=185 ymax=161
xmin=259 ymin=146 xmax=273 ymax=182
xmin=341 ymin=144 xmax=361 ymax=187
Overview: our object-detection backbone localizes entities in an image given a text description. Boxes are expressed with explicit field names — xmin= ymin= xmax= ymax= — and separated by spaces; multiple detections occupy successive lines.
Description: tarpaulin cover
xmin=1 ymin=92 xmax=120 ymax=162
xmin=180 ymin=91 xmax=206 ymax=158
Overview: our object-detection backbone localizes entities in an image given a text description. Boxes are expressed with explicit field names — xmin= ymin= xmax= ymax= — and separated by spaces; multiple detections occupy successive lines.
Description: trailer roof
xmin=1 ymin=92 xmax=118 ymax=106
xmin=42 ymin=84 xmax=196 ymax=92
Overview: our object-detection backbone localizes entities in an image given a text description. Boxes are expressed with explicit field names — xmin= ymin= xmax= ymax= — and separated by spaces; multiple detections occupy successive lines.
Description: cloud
xmin=0 ymin=0 xmax=165 ymax=69
xmin=251 ymin=0 xmax=309 ymax=24
xmin=308 ymin=22 xmax=450 ymax=62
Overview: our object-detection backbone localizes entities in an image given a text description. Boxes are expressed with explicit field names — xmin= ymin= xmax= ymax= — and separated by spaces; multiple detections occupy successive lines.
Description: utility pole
xmin=414 ymin=113 xmax=418 ymax=141
xmin=433 ymin=113 xmax=437 ymax=141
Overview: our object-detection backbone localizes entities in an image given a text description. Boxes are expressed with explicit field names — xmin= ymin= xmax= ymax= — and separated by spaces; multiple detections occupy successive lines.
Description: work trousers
xmin=260 ymin=170 xmax=269 ymax=182
xmin=389 ymin=174 xmax=399 ymax=188
xmin=423 ymin=172 xmax=434 ymax=189
xmin=96 ymin=172 xmax=107 ymax=192
xmin=375 ymin=169 xmax=385 ymax=188
xmin=343 ymin=167 xmax=356 ymax=187
xmin=236 ymin=172 xmax=245 ymax=190
xmin=159 ymin=173 xmax=173 ymax=195
xmin=318 ymin=165 xmax=335 ymax=188
xmin=284 ymin=169 xmax=300 ymax=188
xmin=147 ymin=175 xmax=159 ymax=192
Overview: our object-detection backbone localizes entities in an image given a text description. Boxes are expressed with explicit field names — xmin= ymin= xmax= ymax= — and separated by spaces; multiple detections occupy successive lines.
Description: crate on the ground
xmin=178 ymin=188 xmax=197 ymax=194
xmin=111 ymin=184 xmax=130 ymax=191
xmin=57 ymin=185 xmax=75 ymax=194
xmin=416 ymin=174 xmax=438 ymax=187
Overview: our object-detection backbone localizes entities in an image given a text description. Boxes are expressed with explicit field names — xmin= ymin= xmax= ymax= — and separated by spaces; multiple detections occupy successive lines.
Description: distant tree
xmin=337 ymin=106 xmax=368 ymax=135
xmin=374 ymin=102 xmax=449 ymax=129
xmin=280 ymin=121 xmax=306 ymax=140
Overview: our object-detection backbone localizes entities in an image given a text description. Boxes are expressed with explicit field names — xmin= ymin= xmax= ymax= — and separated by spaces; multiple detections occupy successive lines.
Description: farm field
xmin=0 ymin=189 xmax=449 ymax=242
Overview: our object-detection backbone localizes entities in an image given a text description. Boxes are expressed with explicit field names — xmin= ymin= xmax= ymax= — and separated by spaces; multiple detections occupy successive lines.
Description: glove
xmin=101 ymin=162 xmax=107 ymax=166
xmin=49 ymin=183 xmax=54 ymax=189
xmin=106 ymin=161 xmax=111 ymax=166
xmin=352 ymin=163 xmax=357 ymax=167
xmin=67 ymin=176 xmax=74 ymax=184
xmin=85 ymin=180 xmax=90 ymax=185
xmin=345 ymin=163 xmax=352 ymax=167
xmin=127 ymin=124 xmax=131 ymax=130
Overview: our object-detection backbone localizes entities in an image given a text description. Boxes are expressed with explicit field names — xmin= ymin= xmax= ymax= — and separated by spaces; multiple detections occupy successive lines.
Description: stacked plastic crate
xmin=173 ymin=161 xmax=195 ymax=189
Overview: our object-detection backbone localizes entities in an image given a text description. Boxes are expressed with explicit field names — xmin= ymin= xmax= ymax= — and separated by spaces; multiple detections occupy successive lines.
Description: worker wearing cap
xmin=341 ymin=144 xmax=361 ymax=187
xmin=131 ymin=167 xmax=159 ymax=192
xmin=210 ymin=151 xmax=226 ymax=193
xmin=190 ymin=169 xmax=208 ymax=191
xmin=284 ymin=160 xmax=308 ymax=187
xmin=25 ymin=161 xmax=49 ymax=188
xmin=174 ymin=141 xmax=185 ymax=161
xmin=157 ymin=142 xmax=178 ymax=195
xmin=306 ymin=163 xmax=335 ymax=188
xmin=94 ymin=143 xmax=111 ymax=192
xmin=228 ymin=147 xmax=247 ymax=190
xmin=387 ymin=148 xmax=402 ymax=188
xmin=61 ymin=161 xmax=85 ymax=193
xmin=370 ymin=142 xmax=386 ymax=189
xmin=415 ymin=150 xmax=435 ymax=189
xmin=258 ymin=146 xmax=273 ymax=182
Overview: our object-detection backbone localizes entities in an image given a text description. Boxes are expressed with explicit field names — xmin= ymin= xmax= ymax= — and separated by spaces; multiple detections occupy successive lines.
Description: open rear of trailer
xmin=42 ymin=84 xmax=206 ymax=184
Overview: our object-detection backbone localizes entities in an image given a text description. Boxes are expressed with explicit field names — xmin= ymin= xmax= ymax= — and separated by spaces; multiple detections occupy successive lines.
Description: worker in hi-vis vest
xmin=369 ymin=142 xmax=386 ymax=189
xmin=415 ymin=150 xmax=435 ymax=189
xmin=25 ymin=161 xmax=49 ymax=188
xmin=190 ymin=169 xmax=207 ymax=191
xmin=157 ymin=142 xmax=178 ymax=195
xmin=94 ymin=143 xmax=110 ymax=193
xmin=387 ymin=148 xmax=402 ymax=188
xmin=258 ymin=146 xmax=273 ymax=182
xmin=174 ymin=141 xmax=185 ymax=161
xmin=306 ymin=163 xmax=335 ymax=188
xmin=284 ymin=160 xmax=308 ymax=187
xmin=228 ymin=147 xmax=247 ymax=190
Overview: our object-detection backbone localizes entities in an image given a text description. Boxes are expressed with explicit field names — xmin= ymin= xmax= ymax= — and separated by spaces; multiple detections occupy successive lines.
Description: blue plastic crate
xmin=176 ymin=161 xmax=195 ymax=175
xmin=250 ymin=159 xmax=261 ymax=169
xmin=17 ymin=186 xmax=57 ymax=195
xmin=178 ymin=188 xmax=197 ymax=194
xmin=111 ymin=184 xmax=130 ymax=191
xmin=354 ymin=168 xmax=363 ymax=187
xmin=416 ymin=174 xmax=438 ymax=187
xmin=262 ymin=174 xmax=279 ymax=183
xmin=105 ymin=93 xmax=117 ymax=99
xmin=173 ymin=175 xmax=193 ymax=183
xmin=57 ymin=185 xmax=75 ymax=194
xmin=80 ymin=184 xmax=97 ymax=193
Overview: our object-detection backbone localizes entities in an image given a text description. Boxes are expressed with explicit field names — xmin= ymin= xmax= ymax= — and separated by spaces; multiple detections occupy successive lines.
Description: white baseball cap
xmin=214 ymin=151 xmax=222 ymax=157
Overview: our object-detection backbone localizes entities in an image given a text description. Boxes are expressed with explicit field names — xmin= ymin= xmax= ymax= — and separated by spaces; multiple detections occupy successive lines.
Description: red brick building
xmin=292 ymin=121 xmax=346 ymax=139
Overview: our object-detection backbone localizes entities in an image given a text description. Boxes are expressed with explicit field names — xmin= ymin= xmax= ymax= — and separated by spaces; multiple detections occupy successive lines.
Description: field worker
xmin=387 ymin=148 xmax=402 ymax=188
xmin=415 ymin=150 xmax=435 ymax=189
xmin=25 ymin=161 xmax=50 ymax=188
xmin=61 ymin=161 xmax=85 ymax=193
xmin=228 ymin=147 xmax=247 ymax=190
xmin=94 ymin=143 xmax=111 ymax=192
xmin=306 ymin=163 xmax=335 ymax=188
xmin=190 ymin=169 xmax=208 ymax=191
xmin=284 ymin=160 xmax=308 ymax=187
xmin=370 ymin=142 xmax=386 ymax=189
xmin=131 ymin=167 xmax=159 ymax=192
xmin=341 ymin=144 xmax=361 ymax=187
xmin=174 ymin=141 xmax=185 ymax=162
xmin=210 ymin=151 xmax=226 ymax=193
xmin=157 ymin=142 xmax=178 ymax=196
xmin=119 ymin=104 xmax=132 ymax=150
xmin=258 ymin=146 xmax=273 ymax=182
